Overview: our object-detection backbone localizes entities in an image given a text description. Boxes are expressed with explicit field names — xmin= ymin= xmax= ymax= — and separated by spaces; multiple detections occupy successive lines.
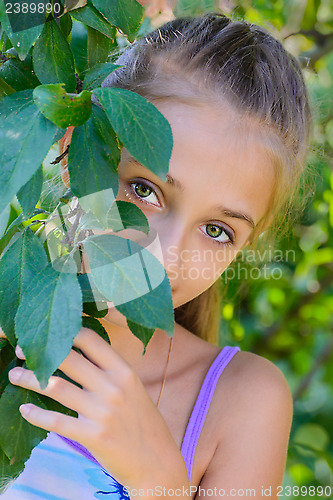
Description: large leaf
xmin=106 ymin=200 xmax=149 ymax=235
xmin=0 ymin=58 xmax=40 ymax=92
xmin=32 ymin=19 xmax=76 ymax=92
xmin=78 ymin=189 xmax=117 ymax=229
xmin=0 ymin=1 xmax=44 ymax=60
xmin=87 ymin=26 xmax=114 ymax=68
xmin=93 ymin=88 xmax=173 ymax=181
xmin=70 ymin=2 xmax=116 ymax=38
xmin=83 ymin=234 xmax=174 ymax=335
xmin=116 ymin=273 xmax=174 ymax=338
xmin=70 ymin=19 xmax=89 ymax=76
xmin=68 ymin=104 xmax=120 ymax=197
xmin=82 ymin=63 xmax=123 ymax=91
xmin=0 ymin=229 xmax=48 ymax=346
xmin=0 ymin=90 xmax=60 ymax=215
xmin=17 ymin=165 xmax=43 ymax=218
xmin=15 ymin=264 xmax=82 ymax=388
xmin=0 ymin=385 xmax=48 ymax=464
xmin=90 ymin=0 xmax=144 ymax=41
xmin=78 ymin=273 xmax=108 ymax=304
xmin=33 ymin=84 xmax=92 ymax=128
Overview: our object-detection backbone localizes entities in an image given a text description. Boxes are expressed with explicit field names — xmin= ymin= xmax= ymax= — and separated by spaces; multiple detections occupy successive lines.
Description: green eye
xmin=202 ymin=223 xmax=234 ymax=246
xmin=134 ymin=183 xmax=151 ymax=197
xmin=206 ymin=224 xmax=222 ymax=238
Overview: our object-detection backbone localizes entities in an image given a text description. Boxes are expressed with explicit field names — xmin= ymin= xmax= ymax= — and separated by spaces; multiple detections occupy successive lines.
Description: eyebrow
xmin=124 ymin=155 xmax=256 ymax=229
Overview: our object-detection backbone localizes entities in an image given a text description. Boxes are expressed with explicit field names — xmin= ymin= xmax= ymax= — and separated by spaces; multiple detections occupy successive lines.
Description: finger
xmin=19 ymin=403 xmax=96 ymax=444
xmin=73 ymin=327 xmax=130 ymax=373
xmin=58 ymin=349 xmax=119 ymax=397
xmin=8 ymin=367 xmax=106 ymax=421
xmin=15 ymin=345 xmax=25 ymax=359
xmin=0 ymin=327 xmax=7 ymax=339
xmin=14 ymin=345 xmax=110 ymax=396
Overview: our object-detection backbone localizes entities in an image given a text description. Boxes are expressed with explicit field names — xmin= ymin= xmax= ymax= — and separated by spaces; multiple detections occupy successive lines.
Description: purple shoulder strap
xmin=57 ymin=345 xmax=241 ymax=485
xmin=180 ymin=345 xmax=241 ymax=484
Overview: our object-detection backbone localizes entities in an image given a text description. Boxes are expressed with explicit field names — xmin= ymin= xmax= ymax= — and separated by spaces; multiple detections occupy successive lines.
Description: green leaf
xmin=93 ymin=88 xmax=173 ymax=181
xmin=0 ymin=205 xmax=10 ymax=237
xmin=83 ymin=234 xmax=174 ymax=335
xmin=15 ymin=263 xmax=82 ymax=388
xmin=107 ymin=200 xmax=149 ymax=235
xmin=90 ymin=0 xmax=144 ymax=41
xmin=116 ymin=273 xmax=174 ymax=338
xmin=82 ymin=315 xmax=109 ymax=343
xmin=33 ymin=84 xmax=92 ymax=128
xmin=78 ymin=189 xmax=117 ymax=229
xmin=71 ymin=2 xmax=116 ymax=38
xmin=0 ymin=1 xmax=44 ymax=60
xmin=87 ymin=26 xmax=114 ymax=68
xmin=0 ymin=77 xmax=15 ymax=98
xmin=0 ymin=447 xmax=25 ymax=494
xmin=82 ymin=63 xmax=123 ymax=91
xmin=0 ymin=229 xmax=48 ymax=346
xmin=32 ymin=19 xmax=76 ymax=92
xmin=17 ymin=166 xmax=43 ymax=218
xmin=78 ymin=273 xmax=108 ymax=303
xmin=0 ymin=214 xmax=24 ymax=256
xmin=83 ymin=302 xmax=108 ymax=318
xmin=0 ymin=90 xmax=60 ymax=215
xmin=126 ymin=318 xmax=155 ymax=354
xmin=70 ymin=19 xmax=88 ymax=77
xmin=68 ymin=104 xmax=120 ymax=197
xmin=0 ymin=384 xmax=48 ymax=464
xmin=0 ymin=58 xmax=41 ymax=92
xmin=59 ymin=12 xmax=73 ymax=38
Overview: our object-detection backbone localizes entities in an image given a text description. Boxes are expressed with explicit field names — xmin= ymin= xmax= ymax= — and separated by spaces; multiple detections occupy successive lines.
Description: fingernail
xmin=15 ymin=345 xmax=25 ymax=359
xmin=19 ymin=404 xmax=31 ymax=417
xmin=8 ymin=367 xmax=23 ymax=382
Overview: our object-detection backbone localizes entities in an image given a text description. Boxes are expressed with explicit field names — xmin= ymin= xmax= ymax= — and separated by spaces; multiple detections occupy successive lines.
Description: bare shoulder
xmin=225 ymin=350 xmax=293 ymax=402
xmin=195 ymin=350 xmax=294 ymax=496
xmin=212 ymin=349 xmax=294 ymax=429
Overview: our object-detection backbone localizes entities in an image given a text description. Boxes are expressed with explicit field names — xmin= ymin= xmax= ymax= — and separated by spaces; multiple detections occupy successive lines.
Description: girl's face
xmin=105 ymin=99 xmax=275 ymax=324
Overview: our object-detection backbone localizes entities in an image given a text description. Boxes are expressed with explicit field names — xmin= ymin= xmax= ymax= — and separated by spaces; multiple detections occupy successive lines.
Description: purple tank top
xmin=59 ymin=345 xmax=240 ymax=485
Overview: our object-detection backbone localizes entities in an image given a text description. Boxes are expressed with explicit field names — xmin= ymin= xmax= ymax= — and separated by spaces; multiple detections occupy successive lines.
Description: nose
xmin=136 ymin=214 xmax=187 ymax=285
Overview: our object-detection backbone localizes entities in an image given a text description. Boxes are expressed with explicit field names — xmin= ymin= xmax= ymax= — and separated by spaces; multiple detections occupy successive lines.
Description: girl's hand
xmin=8 ymin=328 xmax=188 ymax=492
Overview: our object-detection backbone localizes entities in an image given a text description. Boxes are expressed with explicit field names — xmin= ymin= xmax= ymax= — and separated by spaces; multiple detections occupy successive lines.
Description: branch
xmin=284 ymin=30 xmax=333 ymax=69
xmin=292 ymin=335 xmax=333 ymax=401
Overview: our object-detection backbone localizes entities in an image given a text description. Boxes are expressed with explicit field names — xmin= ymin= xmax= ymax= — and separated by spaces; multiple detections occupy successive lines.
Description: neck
xmin=98 ymin=306 xmax=174 ymax=381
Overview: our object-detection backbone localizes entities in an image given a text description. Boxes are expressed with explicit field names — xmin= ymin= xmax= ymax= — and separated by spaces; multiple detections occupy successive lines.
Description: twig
xmin=293 ymin=335 xmax=333 ymax=401
xmin=51 ymin=145 xmax=70 ymax=165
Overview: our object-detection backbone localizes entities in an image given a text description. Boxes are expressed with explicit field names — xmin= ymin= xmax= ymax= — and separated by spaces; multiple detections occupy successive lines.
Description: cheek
xmin=178 ymin=253 xmax=232 ymax=295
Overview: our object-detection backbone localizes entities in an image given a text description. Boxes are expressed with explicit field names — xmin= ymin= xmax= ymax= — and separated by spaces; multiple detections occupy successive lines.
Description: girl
xmin=2 ymin=12 xmax=311 ymax=500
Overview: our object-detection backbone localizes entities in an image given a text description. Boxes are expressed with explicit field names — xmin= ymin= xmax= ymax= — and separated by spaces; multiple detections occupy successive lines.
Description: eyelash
xmin=127 ymin=180 xmax=235 ymax=247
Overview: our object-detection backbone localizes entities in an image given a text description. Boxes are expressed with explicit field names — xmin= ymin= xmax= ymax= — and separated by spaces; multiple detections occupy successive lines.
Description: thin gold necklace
xmin=99 ymin=317 xmax=174 ymax=408
xmin=156 ymin=336 xmax=173 ymax=408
